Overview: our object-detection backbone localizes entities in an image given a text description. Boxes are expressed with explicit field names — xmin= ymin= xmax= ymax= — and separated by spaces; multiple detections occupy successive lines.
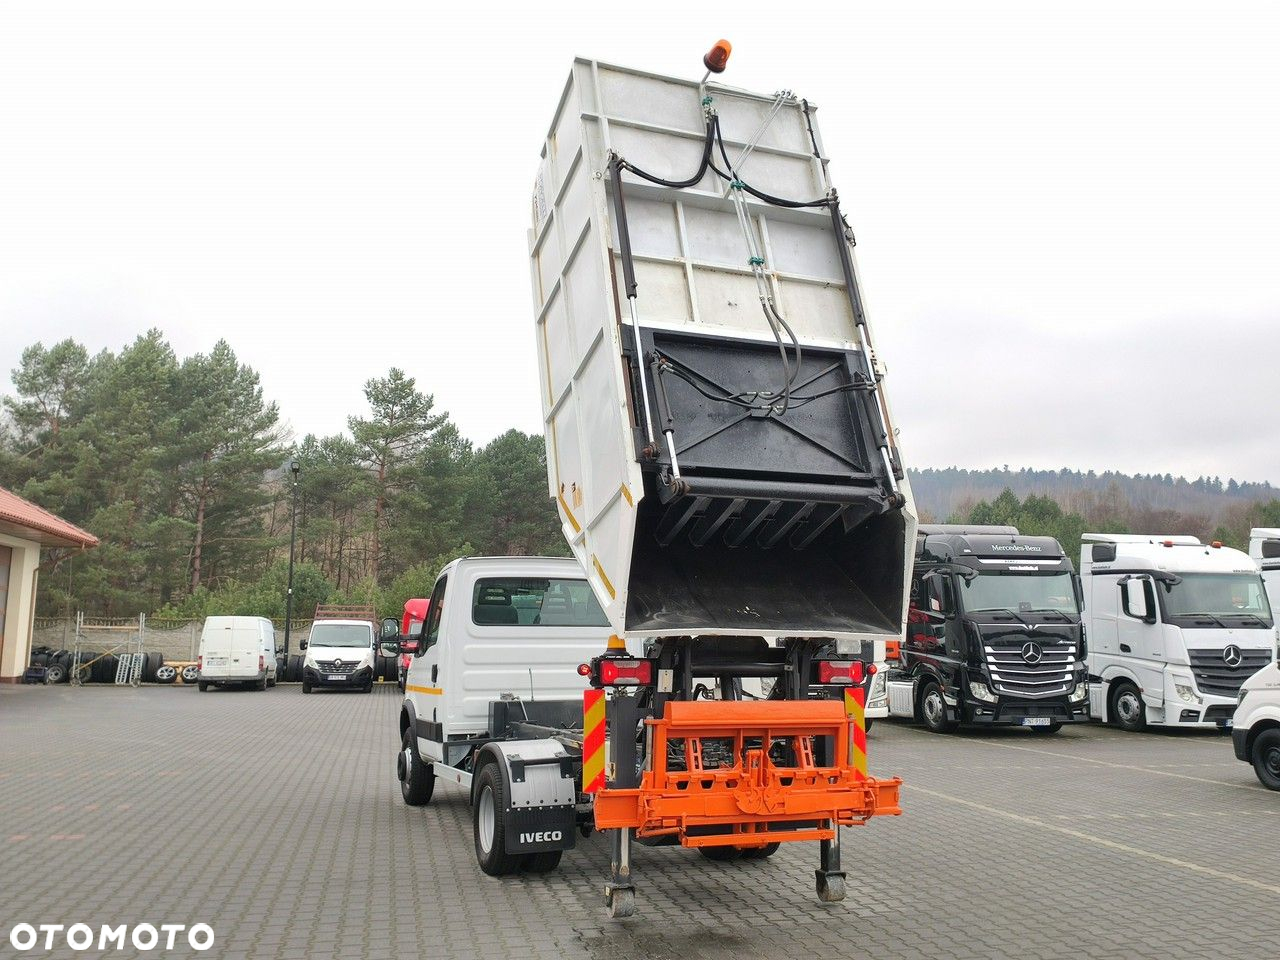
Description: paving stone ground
xmin=2 ymin=682 xmax=1278 ymax=960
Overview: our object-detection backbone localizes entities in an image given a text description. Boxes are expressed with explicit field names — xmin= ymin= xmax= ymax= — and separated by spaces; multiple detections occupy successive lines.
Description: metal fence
xmin=33 ymin=617 xmax=320 ymax=663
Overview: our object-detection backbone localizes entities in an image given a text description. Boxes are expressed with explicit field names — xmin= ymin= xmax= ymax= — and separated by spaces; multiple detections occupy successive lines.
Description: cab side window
xmin=419 ymin=576 xmax=447 ymax=655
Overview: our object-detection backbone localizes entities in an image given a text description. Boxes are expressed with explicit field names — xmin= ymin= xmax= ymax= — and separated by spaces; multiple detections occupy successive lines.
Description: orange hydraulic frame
xmin=592 ymin=698 xmax=901 ymax=848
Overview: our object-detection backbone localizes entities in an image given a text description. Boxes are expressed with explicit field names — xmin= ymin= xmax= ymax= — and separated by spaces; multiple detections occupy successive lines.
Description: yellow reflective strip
xmin=558 ymin=490 xmax=581 ymax=533
xmin=405 ymin=685 xmax=443 ymax=696
xmin=583 ymin=752 xmax=605 ymax=786
xmin=584 ymin=697 xmax=606 ymax=733
xmin=592 ymin=554 xmax=616 ymax=599
xmin=620 ymin=484 xmax=634 ymax=507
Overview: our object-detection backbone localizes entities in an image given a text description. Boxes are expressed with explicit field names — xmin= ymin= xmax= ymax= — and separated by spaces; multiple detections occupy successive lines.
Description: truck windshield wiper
xmin=1177 ymin=612 xmax=1228 ymax=627
xmin=1219 ymin=612 xmax=1269 ymax=626
xmin=1024 ymin=608 xmax=1073 ymax=622
xmin=970 ymin=608 xmax=1032 ymax=626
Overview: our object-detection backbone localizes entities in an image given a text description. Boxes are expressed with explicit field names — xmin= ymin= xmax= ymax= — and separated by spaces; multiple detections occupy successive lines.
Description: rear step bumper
xmin=592 ymin=699 xmax=901 ymax=845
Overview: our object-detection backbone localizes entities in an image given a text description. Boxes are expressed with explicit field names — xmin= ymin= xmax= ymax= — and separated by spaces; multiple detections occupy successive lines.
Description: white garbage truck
xmin=1081 ymin=534 xmax=1276 ymax=730
xmin=397 ymin=43 xmax=916 ymax=917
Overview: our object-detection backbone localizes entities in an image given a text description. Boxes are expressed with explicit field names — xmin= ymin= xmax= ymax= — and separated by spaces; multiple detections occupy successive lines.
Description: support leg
xmin=606 ymin=828 xmax=636 ymax=918
xmin=815 ymin=822 xmax=847 ymax=902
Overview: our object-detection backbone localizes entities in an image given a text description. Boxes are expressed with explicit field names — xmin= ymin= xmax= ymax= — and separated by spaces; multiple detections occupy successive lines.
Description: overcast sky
xmin=2 ymin=1 xmax=1278 ymax=484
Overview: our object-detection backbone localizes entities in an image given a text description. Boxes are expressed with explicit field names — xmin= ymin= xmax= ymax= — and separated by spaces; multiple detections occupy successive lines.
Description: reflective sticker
xmin=583 ymin=689 xmax=606 ymax=793
xmin=844 ymin=686 xmax=867 ymax=780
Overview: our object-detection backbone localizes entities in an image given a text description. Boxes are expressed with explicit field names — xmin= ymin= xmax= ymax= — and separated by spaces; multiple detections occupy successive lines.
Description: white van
xmin=1232 ymin=662 xmax=1280 ymax=789
xmin=301 ymin=618 xmax=378 ymax=694
xmin=197 ymin=616 xmax=277 ymax=691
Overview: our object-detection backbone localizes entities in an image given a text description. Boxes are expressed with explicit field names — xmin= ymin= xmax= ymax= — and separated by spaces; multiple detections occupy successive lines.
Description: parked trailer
xmin=399 ymin=44 xmax=914 ymax=917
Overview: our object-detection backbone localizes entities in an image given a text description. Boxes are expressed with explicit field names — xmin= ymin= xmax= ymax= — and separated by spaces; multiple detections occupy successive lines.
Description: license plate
xmin=1021 ymin=717 xmax=1052 ymax=727
xmin=327 ymin=675 xmax=345 ymax=681
xmin=206 ymin=658 xmax=228 ymax=667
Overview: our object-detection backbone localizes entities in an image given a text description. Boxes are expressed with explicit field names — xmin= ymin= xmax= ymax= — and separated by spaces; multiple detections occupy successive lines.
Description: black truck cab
xmin=886 ymin=524 xmax=1089 ymax=734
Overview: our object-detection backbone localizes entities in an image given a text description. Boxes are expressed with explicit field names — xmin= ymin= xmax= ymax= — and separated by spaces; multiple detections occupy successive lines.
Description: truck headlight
xmin=1071 ymin=682 xmax=1089 ymax=702
xmin=969 ymin=681 xmax=997 ymax=703
xmin=1174 ymin=683 xmax=1198 ymax=703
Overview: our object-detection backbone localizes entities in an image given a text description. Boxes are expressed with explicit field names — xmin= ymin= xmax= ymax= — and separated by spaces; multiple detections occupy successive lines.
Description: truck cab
xmin=885 ymin=525 xmax=1088 ymax=733
xmin=1249 ymin=528 xmax=1280 ymax=615
xmin=401 ymin=557 xmax=616 ymax=773
xmin=1081 ymin=534 xmax=1277 ymax=730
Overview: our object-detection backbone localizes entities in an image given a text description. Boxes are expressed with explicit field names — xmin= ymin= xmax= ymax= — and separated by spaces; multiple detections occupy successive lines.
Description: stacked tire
xmin=377 ymin=655 xmax=398 ymax=683
xmin=286 ymin=654 xmax=303 ymax=683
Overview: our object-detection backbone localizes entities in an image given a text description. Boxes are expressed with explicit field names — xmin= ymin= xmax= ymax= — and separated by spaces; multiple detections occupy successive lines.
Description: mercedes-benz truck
xmin=1081 ymin=534 xmax=1276 ymax=731
xmin=884 ymin=525 xmax=1088 ymax=734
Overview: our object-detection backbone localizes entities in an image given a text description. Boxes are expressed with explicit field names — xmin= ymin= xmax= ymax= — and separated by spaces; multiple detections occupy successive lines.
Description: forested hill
xmin=910 ymin=467 xmax=1277 ymax=526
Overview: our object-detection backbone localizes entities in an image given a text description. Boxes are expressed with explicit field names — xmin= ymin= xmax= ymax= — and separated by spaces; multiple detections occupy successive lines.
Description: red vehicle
xmin=398 ymin=598 xmax=429 ymax=691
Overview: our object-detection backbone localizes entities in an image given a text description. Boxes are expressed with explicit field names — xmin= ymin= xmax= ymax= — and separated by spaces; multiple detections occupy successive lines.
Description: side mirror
xmin=379 ymin=640 xmax=401 ymax=657
xmin=1121 ymin=577 xmax=1155 ymax=622
xmin=380 ymin=617 xmax=400 ymax=639
xmin=299 ymin=639 xmax=308 ymax=650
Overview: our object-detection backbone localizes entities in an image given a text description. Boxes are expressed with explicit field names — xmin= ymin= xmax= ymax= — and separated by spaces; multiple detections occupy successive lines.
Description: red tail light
xmin=816 ymin=660 xmax=864 ymax=685
xmin=197 ymin=655 xmax=202 ymax=671
xmin=598 ymin=659 xmax=653 ymax=686
xmin=259 ymin=655 xmax=264 ymax=672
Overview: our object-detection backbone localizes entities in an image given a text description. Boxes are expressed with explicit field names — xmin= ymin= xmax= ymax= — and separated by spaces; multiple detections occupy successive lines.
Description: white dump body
xmin=530 ymin=58 xmax=915 ymax=645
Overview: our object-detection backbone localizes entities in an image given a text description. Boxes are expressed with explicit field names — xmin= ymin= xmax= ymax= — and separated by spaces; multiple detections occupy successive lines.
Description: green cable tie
xmin=748 ymin=256 xmax=765 ymax=266
xmin=702 ymin=96 xmax=714 ymax=106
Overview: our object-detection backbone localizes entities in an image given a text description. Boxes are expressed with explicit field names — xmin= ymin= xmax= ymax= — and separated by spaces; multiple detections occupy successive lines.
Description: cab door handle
xmin=1119 ymin=643 xmax=1131 ymax=653
xmin=431 ymin=665 xmax=438 ymax=683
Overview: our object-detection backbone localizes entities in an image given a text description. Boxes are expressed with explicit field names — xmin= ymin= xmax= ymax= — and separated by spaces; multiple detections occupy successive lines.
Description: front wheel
xmin=398 ymin=728 xmax=434 ymax=805
xmin=301 ymin=678 xmax=312 ymax=694
xmin=473 ymin=763 xmax=522 ymax=875
xmin=1028 ymin=722 xmax=1062 ymax=735
xmin=1111 ymin=683 xmax=1146 ymax=732
xmin=1251 ymin=729 xmax=1280 ymax=790
xmin=919 ymin=681 xmax=958 ymax=734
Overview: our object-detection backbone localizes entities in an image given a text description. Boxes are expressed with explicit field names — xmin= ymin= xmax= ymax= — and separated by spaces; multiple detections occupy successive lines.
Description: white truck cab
xmin=1249 ymin=528 xmax=1280 ymax=615
xmin=1081 ymin=534 xmax=1277 ymax=731
xmin=401 ymin=556 xmax=616 ymax=773
xmin=196 ymin=616 xmax=276 ymax=691
xmin=301 ymin=618 xmax=378 ymax=694
xmin=1232 ymin=662 xmax=1280 ymax=789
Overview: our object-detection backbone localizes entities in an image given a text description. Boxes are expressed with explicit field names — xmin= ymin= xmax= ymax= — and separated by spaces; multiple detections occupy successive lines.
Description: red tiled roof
xmin=0 ymin=486 xmax=99 ymax=548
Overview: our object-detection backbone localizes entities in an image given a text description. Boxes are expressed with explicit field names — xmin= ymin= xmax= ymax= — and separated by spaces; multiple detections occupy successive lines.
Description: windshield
xmin=472 ymin=577 xmax=609 ymax=627
xmin=958 ymin=571 xmax=1079 ymax=615
xmin=1158 ymin=573 xmax=1273 ymax=623
xmin=308 ymin=623 xmax=373 ymax=648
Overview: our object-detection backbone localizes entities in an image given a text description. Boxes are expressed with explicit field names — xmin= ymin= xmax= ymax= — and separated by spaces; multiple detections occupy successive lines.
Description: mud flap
xmin=478 ymin=740 xmax=578 ymax=855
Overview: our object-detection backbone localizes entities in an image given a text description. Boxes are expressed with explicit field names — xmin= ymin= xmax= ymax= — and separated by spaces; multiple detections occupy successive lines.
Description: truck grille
xmin=1187 ymin=649 xmax=1270 ymax=698
xmin=315 ymin=660 xmax=356 ymax=675
xmin=983 ymin=639 xmax=1076 ymax=698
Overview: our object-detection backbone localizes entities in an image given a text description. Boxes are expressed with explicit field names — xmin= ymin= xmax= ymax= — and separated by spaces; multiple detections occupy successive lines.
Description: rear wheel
xmin=473 ymin=763 xmax=522 ymax=875
xmin=740 ymin=842 xmax=781 ymax=860
xmin=1251 ymin=729 xmax=1280 ymax=790
xmin=523 ymin=851 xmax=563 ymax=873
xmin=197 ymin=681 xmax=209 ymax=692
xmin=1111 ymin=682 xmax=1146 ymax=732
xmin=698 ymin=845 xmax=741 ymax=862
xmin=919 ymin=681 xmax=958 ymax=733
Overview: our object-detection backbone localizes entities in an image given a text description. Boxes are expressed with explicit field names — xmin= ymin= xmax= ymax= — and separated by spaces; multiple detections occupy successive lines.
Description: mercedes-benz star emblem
xmin=1223 ymin=645 xmax=1242 ymax=668
xmin=1021 ymin=641 xmax=1043 ymax=664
